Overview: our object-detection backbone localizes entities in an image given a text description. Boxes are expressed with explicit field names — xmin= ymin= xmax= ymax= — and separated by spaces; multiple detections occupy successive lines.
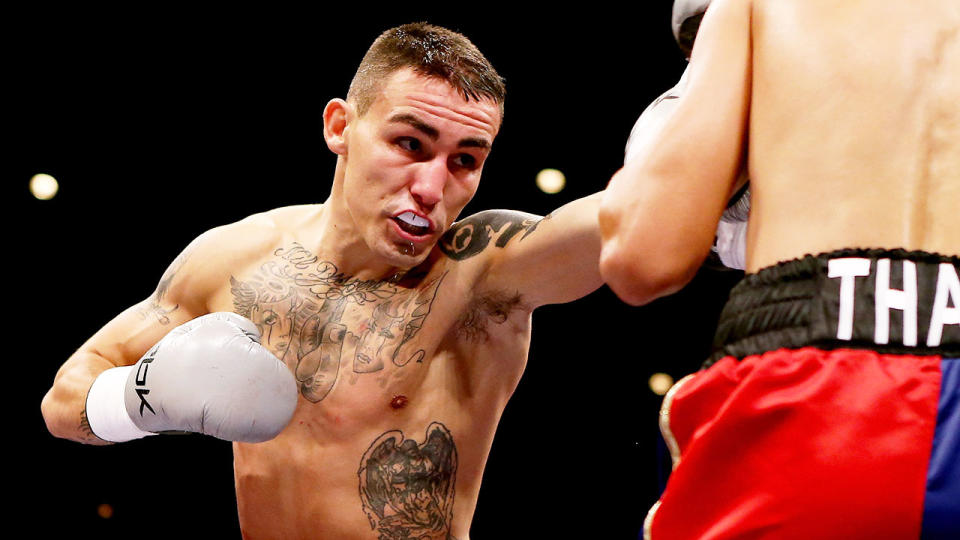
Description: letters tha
xmin=828 ymin=258 xmax=960 ymax=347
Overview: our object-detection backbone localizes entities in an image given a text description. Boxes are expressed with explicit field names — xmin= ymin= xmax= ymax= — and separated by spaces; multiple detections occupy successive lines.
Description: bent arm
xmin=41 ymin=237 xmax=210 ymax=444
xmin=599 ymin=0 xmax=752 ymax=305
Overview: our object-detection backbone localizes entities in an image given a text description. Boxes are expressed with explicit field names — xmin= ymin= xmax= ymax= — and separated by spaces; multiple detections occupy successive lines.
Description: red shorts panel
xmin=647 ymin=347 xmax=942 ymax=540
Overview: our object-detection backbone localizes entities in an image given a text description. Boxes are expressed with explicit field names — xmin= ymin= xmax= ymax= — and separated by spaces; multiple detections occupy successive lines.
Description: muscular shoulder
xmin=438 ymin=209 xmax=544 ymax=263
xmin=201 ymin=205 xmax=321 ymax=259
xmin=157 ymin=205 xmax=321 ymax=311
xmin=436 ymin=210 xmax=546 ymax=339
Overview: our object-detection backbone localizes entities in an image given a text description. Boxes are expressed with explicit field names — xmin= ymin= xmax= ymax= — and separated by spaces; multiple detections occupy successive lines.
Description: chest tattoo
xmin=359 ymin=422 xmax=458 ymax=540
xmin=231 ymin=243 xmax=446 ymax=402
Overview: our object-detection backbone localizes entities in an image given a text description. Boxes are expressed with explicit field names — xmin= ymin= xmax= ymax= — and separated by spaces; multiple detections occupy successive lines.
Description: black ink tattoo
xmin=230 ymin=243 xmax=446 ymax=403
xmin=137 ymin=301 xmax=179 ymax=325
xmin=439 ymin=210 xmax=545 ymax=261
xmin=79 ymin=410 xmax=95 ymax=439
xmin=358 ymin=423 xmax=457 ymax=540
xmin=274 ymin=243 xmax=319 ymax=270
xmin=137 ymin=244 xmax=194 ymax=325
xmin=520 ymin=210 xmax=553 ymax=241
xmin=78 ymin=409 xmax=108 ymax=444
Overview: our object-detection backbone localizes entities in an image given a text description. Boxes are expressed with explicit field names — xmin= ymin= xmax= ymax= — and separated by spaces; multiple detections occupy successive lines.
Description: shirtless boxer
xmin=41 ymin=23 xmax=604 ymax=539
xmin=601 ymin=1 xmax=959 ymax=538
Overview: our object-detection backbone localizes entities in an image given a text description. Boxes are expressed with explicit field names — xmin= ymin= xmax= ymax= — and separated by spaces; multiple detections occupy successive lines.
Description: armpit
xmin=455 ymin=290 xmax=527 ymax=342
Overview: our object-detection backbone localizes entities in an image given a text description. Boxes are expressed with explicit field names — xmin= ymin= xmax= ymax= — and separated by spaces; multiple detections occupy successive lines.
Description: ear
xmin=323 ymin=98 xmax=352 ymax=155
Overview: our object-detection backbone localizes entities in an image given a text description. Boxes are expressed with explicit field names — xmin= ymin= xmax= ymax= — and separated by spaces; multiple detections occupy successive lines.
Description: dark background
xmin=10 ymin=4 xmax=741 ymax=538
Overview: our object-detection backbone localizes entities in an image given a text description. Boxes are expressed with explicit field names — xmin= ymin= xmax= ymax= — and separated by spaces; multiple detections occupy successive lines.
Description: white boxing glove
xmin=85 ymin=312 xmax=298 ymax=443
xmin=714 ymin=184 xmax=749 ymax=270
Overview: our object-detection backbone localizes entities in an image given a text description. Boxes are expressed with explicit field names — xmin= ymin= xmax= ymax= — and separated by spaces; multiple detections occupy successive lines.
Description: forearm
xmin=41 ymin=350 xmax=117 ymax=445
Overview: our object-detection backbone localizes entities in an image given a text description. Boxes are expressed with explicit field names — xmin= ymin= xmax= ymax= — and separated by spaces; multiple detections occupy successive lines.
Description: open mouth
xmin=393 ymin=211 xmax=432 ymax=237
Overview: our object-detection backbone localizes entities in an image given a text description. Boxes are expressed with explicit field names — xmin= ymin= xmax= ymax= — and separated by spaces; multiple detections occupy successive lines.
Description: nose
xmin=409 ymin=156 xmax=447 ymax=209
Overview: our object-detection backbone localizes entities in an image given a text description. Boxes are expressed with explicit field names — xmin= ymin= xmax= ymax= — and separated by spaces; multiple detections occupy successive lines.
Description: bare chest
xmin=211 ymin=244 xmax=457 ymax=404
xmin=216 ymin=243 xmax=531 ymax=539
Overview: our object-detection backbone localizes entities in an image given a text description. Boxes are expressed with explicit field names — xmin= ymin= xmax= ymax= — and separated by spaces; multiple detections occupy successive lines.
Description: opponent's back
xmin=748 ymin=0 xmax=960 ymax=271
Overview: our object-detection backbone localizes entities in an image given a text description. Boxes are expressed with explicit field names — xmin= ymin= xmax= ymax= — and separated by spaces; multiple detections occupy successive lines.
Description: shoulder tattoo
xmin=439 ymin=210 xmax=551 ymax=261
xmin=136 ymin=243 xmax=196 ymax=325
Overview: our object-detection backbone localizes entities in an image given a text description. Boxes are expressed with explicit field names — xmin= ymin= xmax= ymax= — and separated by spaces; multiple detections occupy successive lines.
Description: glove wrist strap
xmin=85 ymin=366 xmax=155 ymax=443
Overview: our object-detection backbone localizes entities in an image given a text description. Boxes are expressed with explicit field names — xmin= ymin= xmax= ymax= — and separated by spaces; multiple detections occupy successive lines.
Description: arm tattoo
xmin=231 ymin=242 xmax=446 ymax=403
xmin=137 ymin=245 xmax=194 ymax=325
xmin=359 ymin=422 xmax=457 ymax=540
xmin=439 ymin=210 xmax=549 ymax=261
xmin=78 ymin=409 xmax=94 ymax=438
xmin=78 ymin=409 xmax=109 ymax=444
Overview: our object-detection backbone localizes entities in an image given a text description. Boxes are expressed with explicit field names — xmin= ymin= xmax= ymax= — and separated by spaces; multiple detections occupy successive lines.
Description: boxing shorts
xmin=646 ymin=249 xmax=960 ymax=540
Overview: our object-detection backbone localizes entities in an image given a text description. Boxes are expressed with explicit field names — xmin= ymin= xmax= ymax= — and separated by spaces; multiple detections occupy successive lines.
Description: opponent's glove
xmin=672 ymin=0 xmax=712 ymax=58
xmin=714 ymin=182 xmax=749 ymax=270
xmin=624 ymin=0 xmax=713 ymax=162
xmin=85 ymin=312 xmax=298 ymax=443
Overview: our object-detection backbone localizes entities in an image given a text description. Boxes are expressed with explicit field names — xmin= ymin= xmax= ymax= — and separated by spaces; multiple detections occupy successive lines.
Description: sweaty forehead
xmin=372 ymin=70 xmax=502 ymax=137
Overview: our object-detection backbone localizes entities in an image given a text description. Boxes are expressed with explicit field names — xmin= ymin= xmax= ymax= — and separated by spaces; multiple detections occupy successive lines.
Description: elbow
xmin=600 ymin=242 xmax=697 ymax=306
xmin=597 ymin=176 xmax=709 ymax=305
xmin=598 ymin=193 xmax=696 ymax=306
xmin=41 ymin=385 xmax=85 ymax=442
xmin=40 ymin=389 xmax=66 ymax=439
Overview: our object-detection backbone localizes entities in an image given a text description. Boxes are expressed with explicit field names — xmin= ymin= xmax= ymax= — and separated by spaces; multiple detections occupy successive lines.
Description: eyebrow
xmin=388 ymin=113 xmax=491 ymax=150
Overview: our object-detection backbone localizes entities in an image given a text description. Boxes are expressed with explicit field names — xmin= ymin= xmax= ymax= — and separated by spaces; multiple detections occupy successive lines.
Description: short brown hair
xmin=347 ymin=23 xmax=506 ymax=117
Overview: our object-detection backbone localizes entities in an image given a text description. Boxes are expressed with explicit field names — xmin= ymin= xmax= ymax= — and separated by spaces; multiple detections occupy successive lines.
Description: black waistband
xmin=707 ymin=248 xmax=960 ymax=366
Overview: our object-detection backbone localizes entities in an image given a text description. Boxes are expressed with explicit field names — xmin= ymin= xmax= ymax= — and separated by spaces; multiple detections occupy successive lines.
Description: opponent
xmin=601 ymin=1 xmax=959 ymax=538
xmin=625 ymin=0 xmax=749 ymax=272
xmin=41 ymin=23 xmax=604 ymax=539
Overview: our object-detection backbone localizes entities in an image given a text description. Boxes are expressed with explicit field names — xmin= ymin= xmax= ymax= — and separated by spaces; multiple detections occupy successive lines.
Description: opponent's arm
xmin=599 ymin=0 xmax=752 ymax=305
xmin=439 ymin=193 xmax=604 ymax=309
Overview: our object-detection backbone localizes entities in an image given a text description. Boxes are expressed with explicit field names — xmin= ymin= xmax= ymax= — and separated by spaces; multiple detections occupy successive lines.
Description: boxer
xmin=600 ymin=0 xmax=960 ymax=538
xmin=42 ymin=23 xmax=606 ymax=539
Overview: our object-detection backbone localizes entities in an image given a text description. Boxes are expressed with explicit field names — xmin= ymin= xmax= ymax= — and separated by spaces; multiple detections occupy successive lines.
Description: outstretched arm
xmin=439 ymin=192 xmax=604 ymax=310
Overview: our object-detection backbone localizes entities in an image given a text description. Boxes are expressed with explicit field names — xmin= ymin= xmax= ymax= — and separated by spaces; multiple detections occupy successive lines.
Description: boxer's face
xmin=334 ymin=69 xmax=501 ymax=269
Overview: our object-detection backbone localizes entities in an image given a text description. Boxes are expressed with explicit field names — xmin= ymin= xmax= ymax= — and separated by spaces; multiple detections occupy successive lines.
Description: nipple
xmin=390 ymin=395 xmax=409 ymax=410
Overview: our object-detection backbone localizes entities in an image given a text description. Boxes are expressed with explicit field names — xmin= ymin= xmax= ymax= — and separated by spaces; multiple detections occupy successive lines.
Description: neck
xmin=311 ymin=194 xmax=410 ymax=283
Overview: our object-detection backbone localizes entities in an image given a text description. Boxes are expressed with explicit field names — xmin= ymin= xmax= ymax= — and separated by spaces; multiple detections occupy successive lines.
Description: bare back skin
xmin=748 ymin=0 xmax=960 ymax=270
xmin=600 ymin=0 xmax=960 ymax=305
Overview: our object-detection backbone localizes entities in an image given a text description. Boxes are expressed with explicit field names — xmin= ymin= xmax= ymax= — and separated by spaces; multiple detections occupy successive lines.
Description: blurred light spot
xmin=97 ymin=503 xmax=114 ymax=520
xmin=536 ymin=168 xmax=566 ymax=194
xmin=648 ymin=373 xmax=675 ymax=396
xmin=30 ymin=173 xmax=59 ymax=200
